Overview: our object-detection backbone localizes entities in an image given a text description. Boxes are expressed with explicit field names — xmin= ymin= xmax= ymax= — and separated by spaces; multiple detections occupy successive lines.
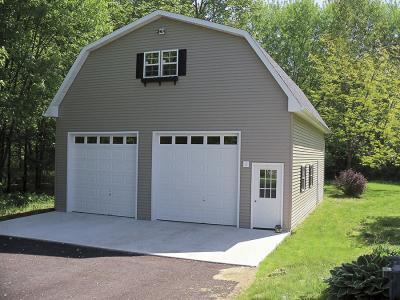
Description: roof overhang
xmin=44 ymin=10 xmax=329 ymax=133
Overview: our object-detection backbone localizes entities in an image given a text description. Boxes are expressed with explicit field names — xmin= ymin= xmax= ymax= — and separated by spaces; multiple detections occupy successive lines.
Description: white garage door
xmin=152 ymin=132 xmax=239 ymax=226
xmin=68 ymin=133 xmax=138 ymax=217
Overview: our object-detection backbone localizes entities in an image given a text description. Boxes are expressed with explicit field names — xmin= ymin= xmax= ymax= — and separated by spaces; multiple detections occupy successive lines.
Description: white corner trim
xmin=43 ymin=9 xmax=324 ymax=132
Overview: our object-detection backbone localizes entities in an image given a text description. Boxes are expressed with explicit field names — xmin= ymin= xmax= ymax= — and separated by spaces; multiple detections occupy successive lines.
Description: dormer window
xmin=144 ymin=51 xmax=160 ymax=78
xmin=137 ymin=49 xmax=186 ymax=85
xmin=161 ymin=50 xmax=178 ymax=76
xmin=143 ymin=50 xmax=178 ymax=78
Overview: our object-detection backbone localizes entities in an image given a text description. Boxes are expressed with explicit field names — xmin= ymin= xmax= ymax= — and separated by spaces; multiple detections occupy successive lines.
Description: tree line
xmin=1 ymin=0 xmax=399 ymax=193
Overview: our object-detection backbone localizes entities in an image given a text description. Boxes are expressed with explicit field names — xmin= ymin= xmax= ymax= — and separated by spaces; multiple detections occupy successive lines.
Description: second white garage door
xmin=152 ymin=132 xmax=239 ymax=226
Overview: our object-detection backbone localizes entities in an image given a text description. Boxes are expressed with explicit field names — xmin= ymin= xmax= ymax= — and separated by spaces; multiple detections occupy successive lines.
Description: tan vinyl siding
xmin=291 ymin=114 xmax=325 ymax=229
xmin=55 ymin=17 xmax=292 ymax=228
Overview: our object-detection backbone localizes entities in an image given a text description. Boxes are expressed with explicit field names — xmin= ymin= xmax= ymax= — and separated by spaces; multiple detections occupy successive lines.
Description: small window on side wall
xmin=309 ymin=165 xmax=314 ymax=188
xmin=300 ymin=166 xmax=306 ymax=192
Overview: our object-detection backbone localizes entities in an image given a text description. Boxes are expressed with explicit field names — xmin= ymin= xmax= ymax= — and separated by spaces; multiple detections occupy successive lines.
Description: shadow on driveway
xmin=0 ymin=235 xmax=142 ymax=258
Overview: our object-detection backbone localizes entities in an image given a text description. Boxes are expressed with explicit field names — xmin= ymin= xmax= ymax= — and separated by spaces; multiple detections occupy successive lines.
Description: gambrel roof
xmin=44 ymin=10 xmax=329 ymax=133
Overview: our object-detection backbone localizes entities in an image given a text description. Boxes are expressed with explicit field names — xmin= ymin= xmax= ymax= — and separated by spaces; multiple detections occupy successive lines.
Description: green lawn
xmin=239 ymin=182 xmax=400 ymax=300
xmin=0 ymin=193 xmax=54 ymax=220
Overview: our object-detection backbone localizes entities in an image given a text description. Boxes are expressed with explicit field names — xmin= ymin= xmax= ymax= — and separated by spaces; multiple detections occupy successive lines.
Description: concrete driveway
xmin=0 ymin=212 xmax=289 ymax=266
xmin=0 ymin=235 xmax=256 ymax=299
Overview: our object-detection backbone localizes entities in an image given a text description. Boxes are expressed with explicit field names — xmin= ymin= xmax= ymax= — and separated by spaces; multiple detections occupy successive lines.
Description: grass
xmin=239 ymin=182 xmax=400 ymax=300
xmin=0 ymin=193 xmax=54 ymax=220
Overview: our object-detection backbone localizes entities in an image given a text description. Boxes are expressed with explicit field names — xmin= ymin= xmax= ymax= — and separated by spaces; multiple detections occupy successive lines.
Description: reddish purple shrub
xmin=335 ymin=169 xmax=367 ymax=197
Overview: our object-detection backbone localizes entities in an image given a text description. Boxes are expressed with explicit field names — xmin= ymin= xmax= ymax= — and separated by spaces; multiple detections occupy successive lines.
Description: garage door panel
xmin=153 ymin=132 xmax=238 ymax=226
xmin=69 ymin=133 xmax=137 ymax=218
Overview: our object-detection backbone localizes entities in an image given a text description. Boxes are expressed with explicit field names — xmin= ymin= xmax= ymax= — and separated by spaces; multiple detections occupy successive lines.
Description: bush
xmin=325 ymin=246 xmax=400 ymax=299
xmin=335 ymin=169 xmax=367 ymax=197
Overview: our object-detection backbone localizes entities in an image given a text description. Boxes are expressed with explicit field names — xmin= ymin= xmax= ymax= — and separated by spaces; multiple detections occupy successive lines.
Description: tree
xmin=253 ymin=0 xmax=322 ymax=88
xmin=309 ymin=38 xmax=400 ymax=170
xmin=0 ymin=0 xmax=113 ymax=191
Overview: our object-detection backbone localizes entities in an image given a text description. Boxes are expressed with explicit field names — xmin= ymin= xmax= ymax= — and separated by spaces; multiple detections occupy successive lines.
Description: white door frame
xmin=66 ymin=131 xmax=139 ymax=218
xmin=250 ymin=162 xmax=284 ymax=229
xmin=151 ymin=130 xmax=241 ymax=228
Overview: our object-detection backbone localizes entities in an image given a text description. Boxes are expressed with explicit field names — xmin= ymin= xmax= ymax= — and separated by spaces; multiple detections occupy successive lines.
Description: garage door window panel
xmin=126 ymin=136 xmax=137 ymax=144
xmin=191 ymin=136 xmax=204 ymax=144
xmin=207 ymin=136 xmax=220 ymax=145
xmin=224 ymin=136 xmax=237 ymax=145
xmin=175 ymin=136 xmax=188 ymax=144
xmin=160 ymin=136 xmax=172 ymax=144
xmin=113 ymin=136 xmax=124 ymax=144
xmin=87 ymin=136 xmax=97 ymax=144
xmin=75 ymin=136 xmax=85 ymax=144
xmin=100 ymin=136 xmax=110 ymax=144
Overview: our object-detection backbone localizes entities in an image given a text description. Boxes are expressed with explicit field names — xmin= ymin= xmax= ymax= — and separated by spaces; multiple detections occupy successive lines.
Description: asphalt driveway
xmin=0 ymin=236 xmax=254 ymax=300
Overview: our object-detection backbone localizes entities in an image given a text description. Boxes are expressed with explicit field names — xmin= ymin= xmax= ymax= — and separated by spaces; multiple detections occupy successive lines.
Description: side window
xmin=309 ymin=165 xmax=314 ymax=188
xmin=300 ymin=166 xmax=306 ymax=192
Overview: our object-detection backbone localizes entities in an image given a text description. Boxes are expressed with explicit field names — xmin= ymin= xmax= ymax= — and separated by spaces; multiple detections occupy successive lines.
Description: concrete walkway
xmin=0 ymin=212 xmax=289 ymax=266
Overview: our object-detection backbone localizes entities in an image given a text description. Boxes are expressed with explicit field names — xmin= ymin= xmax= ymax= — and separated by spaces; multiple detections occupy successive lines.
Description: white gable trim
xmin=44 ymin=10 xmax=327 ymax=132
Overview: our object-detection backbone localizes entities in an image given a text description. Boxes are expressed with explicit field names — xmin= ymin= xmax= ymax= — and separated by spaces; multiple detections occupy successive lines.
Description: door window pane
xmin=259 ymin=168 xmax=278 ymax=199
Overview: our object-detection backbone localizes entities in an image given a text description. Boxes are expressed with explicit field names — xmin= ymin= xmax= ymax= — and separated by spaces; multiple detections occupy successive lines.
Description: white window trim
xmin=161 ymin=49 xmax=178 ymax=77
xmin=143 ymin=51 xmax=160 ymax=78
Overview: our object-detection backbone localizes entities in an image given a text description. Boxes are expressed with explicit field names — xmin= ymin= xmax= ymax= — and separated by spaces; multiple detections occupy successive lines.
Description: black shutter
xmin=300 ymin=166 xmax=304 ymax=192
xmin=136 ymin=53 xmax=144 ymax=79
xmin=178 ymin=49 xmax=187 ymax=76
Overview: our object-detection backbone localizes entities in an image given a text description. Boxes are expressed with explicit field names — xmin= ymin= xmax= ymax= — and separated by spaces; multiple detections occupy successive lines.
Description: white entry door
xmin=68 ymin=133 xmax=138 ymax=217
xmin=252 ymin=163 xmax=284 ymax=229
xmin=152 ymin=132 xmax=239 ymax=226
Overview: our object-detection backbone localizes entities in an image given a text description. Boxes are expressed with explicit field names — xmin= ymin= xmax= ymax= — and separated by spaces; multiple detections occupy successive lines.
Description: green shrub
xmin=325 ymin=246 xmax=400 ymax=299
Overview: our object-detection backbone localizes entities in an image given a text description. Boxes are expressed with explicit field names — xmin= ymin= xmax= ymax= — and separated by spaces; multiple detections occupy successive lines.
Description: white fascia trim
xmin=44 ymin=10 xmax=307 ymax=120
xmin=294 ymin=110 xmax=330 ymax=134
